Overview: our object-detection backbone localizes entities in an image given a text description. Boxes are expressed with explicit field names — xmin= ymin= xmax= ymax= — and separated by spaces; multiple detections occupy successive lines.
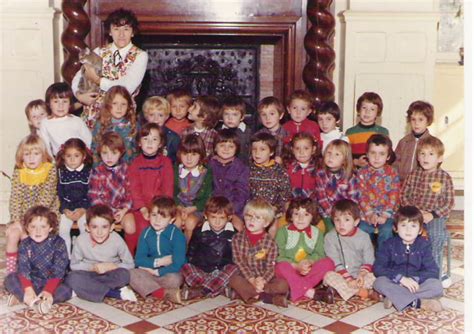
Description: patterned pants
xmin=5 ymin=272 xmax=72 ymax=304
xmin=425 ymin=217 xmax=448 ymax=273
xmin=275 ymin=257 xmax=335 ymax=302
xmin=181 ymin=263 xmax=238 ymax=297
xmin=323 ymin=271 xmax=376 ymax=301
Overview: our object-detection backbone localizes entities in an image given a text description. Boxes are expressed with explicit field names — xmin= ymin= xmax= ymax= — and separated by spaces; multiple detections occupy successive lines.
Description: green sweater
xmin=275 ymin=225 xmax=325 ymax=264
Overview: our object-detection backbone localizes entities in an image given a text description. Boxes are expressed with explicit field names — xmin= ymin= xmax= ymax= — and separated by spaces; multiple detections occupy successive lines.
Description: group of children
xmin=5 ymin=77 xmax=454 ymax=315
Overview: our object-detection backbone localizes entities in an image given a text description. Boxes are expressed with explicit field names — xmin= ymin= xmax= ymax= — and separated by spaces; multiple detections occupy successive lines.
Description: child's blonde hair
xmin=323 ymin=139 xmax=353 ymax=179
xmin=100 ymin=86 xmax=137 ymax=138
xmin=417 ymin=136 xmax=445 ymax=157
xmin=166 ymin=89 xmax=193 ymax=106
xmin=243 ymin=198 xmax=275 ymax=225
xmin=143 ymin=96 xmax=171 ymax=117
xmin=15 ymin=134 xmax=52 ymax=169
xmin=25 ymin=99 xmax=48 ymax=133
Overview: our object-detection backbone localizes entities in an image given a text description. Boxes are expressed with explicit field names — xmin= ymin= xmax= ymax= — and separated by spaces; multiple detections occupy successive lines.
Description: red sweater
xmin=283 ymin=119 xmax=321 ymax=144
xmin=128 ymin=154 xmax=174 ymax=210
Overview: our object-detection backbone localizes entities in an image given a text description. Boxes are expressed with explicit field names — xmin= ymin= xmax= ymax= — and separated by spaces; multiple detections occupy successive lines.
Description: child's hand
xmin=422 ymin=212 xmax=434 ymax=224
xmin=38 ymin=291 xmax=53 ymax=304
xmin=23 ymin=287 xmax=37 ymax=307
xmin=156 ymin=255 xmax=173 ymax=267
xmin=400 ymin=277 xmax=419 ymax=293
xmin=367 ymin=214 xmax=378 ymax=226
xmin=139 ymin=267 xmax=158 ymax=276
xmin=255 ymin=277 xmax=265 ymax=293
xmin=64 ymin=209 xmax=75 ymax=220
xmin=73 ymin=208 xmax=86 ymax=221
xmin=94 ymin=262 xmax=118 ymax=274
xmin=356 ymin=271 xmax=367 ymax=287
xmin=348 ymin=279 xmax=359 ymax=289
xmin=140 ymin=207 xmax=149 ymax=220
xmin=114 ymin=208 xmax=128 ymax=223
xmin=298 ymin=260 xmax=312 ymax=276
xmin=376 ymin=216 xmax=388 ymax=225
xmin=275 ymin=156 xmax=283 ymax=164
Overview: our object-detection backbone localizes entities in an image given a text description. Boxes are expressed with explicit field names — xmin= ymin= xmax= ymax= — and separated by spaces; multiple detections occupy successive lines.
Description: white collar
xmin=193 ymin=126 xmax=206 ymax=133
xmin=201 ymin=221 xmax=235 ymax=232
xmin=112 ymin=42 xmax=133 ymax=57
xmin=179 ymin=164 xmax=201 ymax=178
xmin=66 ymin=163 xmax=85 ymax=172
xmin=298 ymin=162 xmax=309 ymax=169
xmin=222 ymin=122 xmax=246 ymax=132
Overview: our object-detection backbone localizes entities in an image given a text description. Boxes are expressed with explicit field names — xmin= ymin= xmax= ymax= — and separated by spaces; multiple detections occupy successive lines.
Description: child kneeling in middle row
xmin=181 ymin=196 xmax=238 ymax=300
xmin=323 ymin=199 xmax=378 ymax=301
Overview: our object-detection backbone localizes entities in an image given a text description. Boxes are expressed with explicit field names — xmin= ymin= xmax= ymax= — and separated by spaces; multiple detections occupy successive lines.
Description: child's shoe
xmin=383 ymin=297 xmax=393 ymax=309
xmin=120 ymin=286 xmax=137 ymax=302
xmin=420 ymin=298 xmax=443 ymax=312
xmin=441 ymin=275 xmax=453 ymax=289
xmin=7 ymin=294 xmax=20 ymax=307
xmin=31 ymin=298 xmax=52 ymax=315
xmin=224 ymin=286 xmax=237 ymax=300
xmin=260 ymin=292 xmax=288 ymax=308
xmin=313 ymin=286 xmax=335 ymax=304
xmin=358 ymin=288 xmax=369 ymax=299
xmin=180 ymin=286 xmax=202 ymax=301
xmin=165 ymin=288 xmax=183 ymax=304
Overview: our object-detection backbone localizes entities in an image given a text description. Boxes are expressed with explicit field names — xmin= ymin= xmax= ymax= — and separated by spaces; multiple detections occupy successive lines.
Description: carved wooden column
xmin=303 ymin=0 xmax=335 ymax=106
xmin=61 ymin=0 xmax=90 ymax=83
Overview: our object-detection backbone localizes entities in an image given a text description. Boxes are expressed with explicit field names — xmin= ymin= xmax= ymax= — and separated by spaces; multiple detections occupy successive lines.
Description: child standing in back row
xmin=345 ymin=92 xmax=389 ymax=168
xmin=317 ymin=101 xmax=348 ymax=153
xmin=25 ymin=100 xmax=48 ymax=134
xmin=166 ymin=89 xmax=193 ymax=136
xmin=283 ymin=90 xmax=320 ymax=145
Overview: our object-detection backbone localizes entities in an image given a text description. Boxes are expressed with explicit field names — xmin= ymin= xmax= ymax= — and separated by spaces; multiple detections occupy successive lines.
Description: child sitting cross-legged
xmin=275 ymin=198 xmax=335 ymax=303
xmin=65 ymin=204 xmax=136 ymax=303
xmin=129 ymin=196 xmax=186 ymax=304
xmin=4 ymin=206 xmax=72 ymax=314
xmin=229 ymin=198 xmax=290 ymax=307
xmin=180 ymin=196 xmax=238 ymax=300
xmin=373 ymin=206 xmax=444 ymax=312
xmin=323 ymin=199 xmax=379 ymax=301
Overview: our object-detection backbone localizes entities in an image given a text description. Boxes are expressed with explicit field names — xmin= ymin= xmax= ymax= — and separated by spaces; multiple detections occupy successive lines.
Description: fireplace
xmin=61 ymin=0 xmax=335 ymax=108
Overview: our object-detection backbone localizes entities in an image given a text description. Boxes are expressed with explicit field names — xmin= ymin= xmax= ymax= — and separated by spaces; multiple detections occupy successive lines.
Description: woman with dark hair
xmin=72 ymin=8 xmax=148 ymax=129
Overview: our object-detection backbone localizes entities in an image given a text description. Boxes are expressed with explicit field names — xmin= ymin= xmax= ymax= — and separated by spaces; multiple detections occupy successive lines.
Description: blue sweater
xmin=135 ymin=224 xmax=187 ymax=276
xmin=57 ymin=166 xmax=91 ymax=212
xmin=373 ymin=235 xmax=439 ymax=284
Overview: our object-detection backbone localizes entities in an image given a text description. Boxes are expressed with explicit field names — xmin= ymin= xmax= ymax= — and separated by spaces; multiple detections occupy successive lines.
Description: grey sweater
xmin=70 ymin=232 xmax=134 ymax=271
xmin=324 ymin=228 xmax=374 ymax=278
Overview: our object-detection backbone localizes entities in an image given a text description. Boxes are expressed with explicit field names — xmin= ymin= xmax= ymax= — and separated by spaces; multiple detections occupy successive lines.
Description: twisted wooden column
xmin=61 ymin=0 xmax=90 ymax=84
xmin=303 ymin=0 xmax=335 ymax=107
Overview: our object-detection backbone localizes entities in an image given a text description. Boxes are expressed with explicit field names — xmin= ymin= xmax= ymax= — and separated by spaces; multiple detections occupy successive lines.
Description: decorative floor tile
xmin=0 ymin=302 xmax=119 ymax=333
xmin=124 ymin=319 xmax=161 ymax=333
xmin=444 ymin=280 xmax=464 ymax=302
xmin=296 ymin=296 xmax=378 ymax=320
xmin=165 ymin=301 xmax=318 ymax=333
xmin=362 ymin=307 xmax=464 ymax=333
xmin=323 ymin=320 xmax=360 ymax=334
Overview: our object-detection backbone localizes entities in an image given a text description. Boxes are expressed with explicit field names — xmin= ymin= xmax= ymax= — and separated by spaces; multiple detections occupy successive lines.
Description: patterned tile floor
xmin=0 ymin=224 xmax=465 ymax=333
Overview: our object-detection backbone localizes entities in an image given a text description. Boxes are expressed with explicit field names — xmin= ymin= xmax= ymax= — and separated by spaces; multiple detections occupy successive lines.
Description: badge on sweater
xmin=431 ymin=181 xmax=442 ymax=193
xmin=255 ymin=249 xmax=268 ymax=260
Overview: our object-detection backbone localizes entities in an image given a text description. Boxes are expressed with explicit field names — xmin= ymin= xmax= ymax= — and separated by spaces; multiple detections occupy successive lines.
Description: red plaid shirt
xmin=182 ymin=127 xmax=218 ymax=160
xmin=401 ymin=167 xmax=454 ymax=218
xmin=232 ymin=231 xmax=277 ymax=283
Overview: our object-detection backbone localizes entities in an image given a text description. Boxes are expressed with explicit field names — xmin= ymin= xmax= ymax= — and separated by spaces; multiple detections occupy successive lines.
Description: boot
xmin=313 ymin=286 xmax=335 ymax=304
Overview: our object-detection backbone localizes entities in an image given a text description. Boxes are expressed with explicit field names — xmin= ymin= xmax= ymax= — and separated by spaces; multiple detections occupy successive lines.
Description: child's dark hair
xmin=205 ymin=196 xmax=234 ymax=218
xmin=194 ymin=95 xmax=221 ymax=128
xmin=317 ymin=101 xmax=341 ymax=122
xmin=104 ymin=8 xmax=139 ymax=34
xmin=138 ymin=123 xmax=166 ymax=155
xmin=86 ymin=204 xmax=114 ymax=225
xmin=221 ymin=95 xmax=246 ymax=118
xmin=97 ymin=131 xmax=126 ymax=155
xmin=166 ymin=88 xmax=193 ymax=106
xmin=45 ymin=82 xmax=74 ymax=115
xmin=177 ymin=134 xmax=206 ymax=164
xmin=287 ymin=132 xmax=319 ymax=166
xmin=213 ymin=128 xmax=241 ymax=155
xmin=149 ymin=196 xmax=177 ymax=218
xmin=250 ymin=132 xmax=277 ymax=157
xmin=286 ymin=90 xmax=314 ymax=109
xmin=394 ymin=206 xmax=423 ymax=230
xmin=257 ymin=96 xmax=285 ymax=116
xmin=56 ymin=138 xmax=93 ymax=169
xmin=366 ymin=134 xmax=396 ymax=165
xmin=286 ymin=197 xmax=319 ymax=226
xmin=406 ymin=100 xmax=434 ymax=125
xmin=356 ymin=92 xmax=383 ymax=116
xmin=23 ymin=205 xmax=58 ymax=235
xmin=331 ymin=199 xmax=361 ymax=220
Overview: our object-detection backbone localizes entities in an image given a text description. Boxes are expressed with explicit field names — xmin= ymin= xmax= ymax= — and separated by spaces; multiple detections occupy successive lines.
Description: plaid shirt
xmin=182 ymin=127 xmax=218 ymax=160
xmin=314 ymin=168 xmax=360 ymax=218
xmin=255 ymin=126 xmax=289 ymax=158
xmin=401 ymin=167 xmax=454 ymax=218
xmin=357 ymin=165 xmax=400 ymax=219
xmin=88 ymin=162 xmax=132 ymax=214
xmin=287 ymin=160 xmax=318 ymax=199
xmin=232 ymin=231 xmax=277 ymax=283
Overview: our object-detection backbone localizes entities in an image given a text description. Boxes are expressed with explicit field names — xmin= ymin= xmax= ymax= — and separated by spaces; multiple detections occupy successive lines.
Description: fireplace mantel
xmin=61 ymin=0 xmax=335 ymax=104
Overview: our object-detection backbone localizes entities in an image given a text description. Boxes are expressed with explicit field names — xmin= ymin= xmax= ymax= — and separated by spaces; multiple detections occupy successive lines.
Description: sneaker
xmin=7 ymin=294 xmax=20 ymax=307
xmin=313 ymin=286 xmax=335 ymax=304
xmin=383 ymin=297 xmax=393 ymax=309
xmin=180 ymin=286 xmax=202 ymax=301
xmin=120 ymin=286 xmax=137 ymax=302
xmin=441 ymin=275 xmax=453 ymax=289
xmin=358 ymin=288 xmax=369 ymax=299
xmin=420 ymin=298 xmax=443 ymax=312
xmin=31 ymin=298 xmax=52 ymax=315
xmin=165 ymin=288 xmax=183 ymax=304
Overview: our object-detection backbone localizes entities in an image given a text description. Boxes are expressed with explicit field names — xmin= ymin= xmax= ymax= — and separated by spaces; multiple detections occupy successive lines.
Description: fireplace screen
xmin=143 ymin=45 xmax=260 ymax=110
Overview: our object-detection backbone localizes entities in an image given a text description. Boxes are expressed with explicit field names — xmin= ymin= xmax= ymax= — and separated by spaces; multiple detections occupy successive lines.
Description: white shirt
xmin=321 ymin=128 xmax=349 ymax=152
xmin=39 ymin=115 xmax=92 ymax=156
xmin=71 ymin=42 xmax=148 ymax=96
